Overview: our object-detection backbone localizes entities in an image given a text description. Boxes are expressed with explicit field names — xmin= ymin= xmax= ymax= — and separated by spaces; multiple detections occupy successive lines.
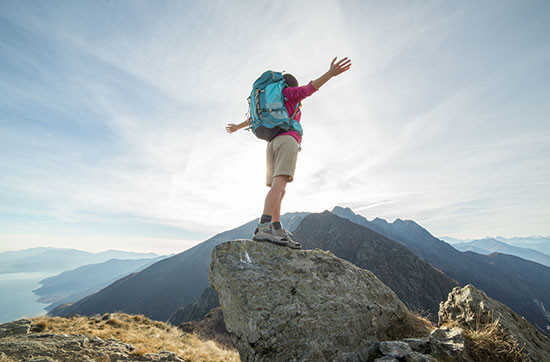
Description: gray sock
xmin=260 ymin=214 xmax=272 ymax=224
xmin=272 ymin=221 xmax=282 ymax=230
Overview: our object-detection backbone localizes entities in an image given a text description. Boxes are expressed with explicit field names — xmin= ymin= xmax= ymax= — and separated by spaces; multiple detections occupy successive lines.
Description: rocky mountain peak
xmin=208 ymin=239 xmax=430 ymax=361
xmin=439 ymin=284 xmax=550 ymax=362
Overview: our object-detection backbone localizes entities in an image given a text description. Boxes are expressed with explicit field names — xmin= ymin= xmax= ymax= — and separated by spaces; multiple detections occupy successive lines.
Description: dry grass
xmin=463 ymin=318 xmax=529 ymax=362
xmin=31 ymin=313 xmax=239 ymax=362
xmin=0 ymin=354 xmax=16 ymax=362
xmin=387 ymin=311 xmax=435 ymax=340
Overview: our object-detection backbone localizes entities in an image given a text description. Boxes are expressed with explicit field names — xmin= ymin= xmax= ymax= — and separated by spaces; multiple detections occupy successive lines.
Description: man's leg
xmin=272 ymin=183 xmax=285 ymax=223
xmin=257 ymin=174 xmax=301 ymax=249
xmin=254 ymin=175 xmax=288 ymax=243
xmin=268 ymin=175 xmax=301 ymax=249
xmin=262 ymin=175 xmax=289 ymax=220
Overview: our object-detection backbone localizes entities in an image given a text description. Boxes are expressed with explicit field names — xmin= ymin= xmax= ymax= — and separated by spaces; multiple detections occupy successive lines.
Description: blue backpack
xmin=247 ymin=70 xmax=303 ymax=141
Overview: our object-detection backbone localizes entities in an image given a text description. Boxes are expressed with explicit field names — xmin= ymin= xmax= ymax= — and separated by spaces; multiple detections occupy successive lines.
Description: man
xmin=226 ymin=57 xmax=352 ymax=248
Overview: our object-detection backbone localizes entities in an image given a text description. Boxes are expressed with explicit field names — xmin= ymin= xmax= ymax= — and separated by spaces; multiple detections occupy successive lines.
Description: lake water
xmin=0 ymin=272 xmax=56 ymax=323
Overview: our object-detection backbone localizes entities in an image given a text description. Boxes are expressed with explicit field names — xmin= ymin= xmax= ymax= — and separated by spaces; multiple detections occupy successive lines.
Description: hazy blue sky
xmin=1 ymin=0 xmax=549 ymax=253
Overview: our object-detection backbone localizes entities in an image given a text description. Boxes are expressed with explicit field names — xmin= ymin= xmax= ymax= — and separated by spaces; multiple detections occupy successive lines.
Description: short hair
xmin=283 ymin=73 xmax=298 ymax=88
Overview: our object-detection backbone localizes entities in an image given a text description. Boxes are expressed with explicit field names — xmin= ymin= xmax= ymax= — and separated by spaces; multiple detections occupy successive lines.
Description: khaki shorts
xmin=266 ymin=135 xmax=300 ymax=186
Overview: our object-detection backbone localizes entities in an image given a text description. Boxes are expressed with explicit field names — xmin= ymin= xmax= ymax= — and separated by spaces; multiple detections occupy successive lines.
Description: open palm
xmin=329 ymin=57 xmax=352 ymax=77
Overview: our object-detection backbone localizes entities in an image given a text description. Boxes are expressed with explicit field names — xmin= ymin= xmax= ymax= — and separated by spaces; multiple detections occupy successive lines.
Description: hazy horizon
xmin=2 ymin=0 xmax=549 ymax=254
xmin=1 ymin=208 xmax=548 ymax=254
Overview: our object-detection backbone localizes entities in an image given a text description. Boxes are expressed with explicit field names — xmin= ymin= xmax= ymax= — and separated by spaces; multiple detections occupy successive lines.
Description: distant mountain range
xmin=51 ymin=211 xmax=457 ymax=321
xmin=50 ymin=208 xmax=550 ymax=335
xmin=50 ymin=213 xmax=309 ymax=321
xmin=441 ymin=235 xmax=550 ymax=256
xmin=33 ymin=256 xmax=167 ymax=311
xmin=332 ymin=206 xmax=550 ymax=334
xmin=451 ymin=238 xmax=550 ymax=267
xmin=0 ymin=247 xmax=160 ymax=274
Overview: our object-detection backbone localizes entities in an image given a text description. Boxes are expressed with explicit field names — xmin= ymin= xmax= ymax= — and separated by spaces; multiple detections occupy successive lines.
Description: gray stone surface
xmin=374 ymin=357 xmax=398 ymax=362
xmin=378 ymin=340 xmax=412 ymax=358
xmin=0 ymin=319 xmax=31 ymax=338
xmin=0 ymin=333 xmax=187 ymax=361
xmin=402 ymin=337 xmax=430 ymax=353
xmin=430 ymin=326 xmax=473 ymax=362
xmin=439 ymin=284 xmax=550 ymax=362
xmin=378 ymin=340 xmax=435 ymax=362
xmin=404 ymin=351 xmax=437 ymax=362
xmin=209 ymin=239 xmax=410 ymax=361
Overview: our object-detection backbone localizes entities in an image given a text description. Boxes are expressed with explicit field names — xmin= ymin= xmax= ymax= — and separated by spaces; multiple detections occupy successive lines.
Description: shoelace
xmin=278 ymin=228 xmax=291 ymax=237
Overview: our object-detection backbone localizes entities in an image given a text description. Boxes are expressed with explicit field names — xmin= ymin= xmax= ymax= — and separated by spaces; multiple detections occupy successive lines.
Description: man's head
xmin=283 ymin=73 xmax=298 ymax=88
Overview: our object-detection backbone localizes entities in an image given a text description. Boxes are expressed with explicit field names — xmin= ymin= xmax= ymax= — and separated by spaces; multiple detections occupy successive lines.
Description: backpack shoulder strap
xmin=290 ymin=102 xmax=301 ymax=120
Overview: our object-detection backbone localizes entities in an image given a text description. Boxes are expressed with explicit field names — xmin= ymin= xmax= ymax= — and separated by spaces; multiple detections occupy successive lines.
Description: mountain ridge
xmin=452 ymin=237 xmax=550 ymax=267
xmin=292 ymin=211 xmax=458 ymax=319
xmin=332 ymin=206 xmax=550 ymax=334
xmin=50 ymin=213 xmax=309 ymax=321
xmin=33 ymin=256 xmax=166 ymax=311
xmin=0 ymin=248 xmax=160 ymax=274
xmin=50 ymin=211 xmax=456 ymax=322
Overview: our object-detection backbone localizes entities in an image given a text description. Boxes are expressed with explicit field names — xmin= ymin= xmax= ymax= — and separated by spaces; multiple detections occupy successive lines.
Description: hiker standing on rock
xmin=226 ymin=57 xmax=352 ymax=249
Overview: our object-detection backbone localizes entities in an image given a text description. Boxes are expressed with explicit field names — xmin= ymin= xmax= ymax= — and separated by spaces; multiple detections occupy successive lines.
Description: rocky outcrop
xmin=439 ymin=284 xmax=550 ymax=362
xmin=0 ymin=333 xmax=187 ymax=361
xmin=0 ymin=318 xmax=188 ymax=361
xmin=429 ymin=326 xmax=473 ymax=362
xmin=208 ymin=239 xmax=550 ymax=362
xmin=0 ymin=319 xmax=31 ymax=338
xmin=374 ymin=340 xmax=437 ymax=361
xmin=209 ymin=239 xmax=421 ymax=361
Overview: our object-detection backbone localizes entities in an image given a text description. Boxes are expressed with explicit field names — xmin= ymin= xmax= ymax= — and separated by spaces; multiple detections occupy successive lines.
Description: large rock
xmin=378 ymin=341 xmax=412 ymax=358
xmin=439 ymin=284 xmax=550 ymax=361
xmin=208 ymin=239 xmax=413 ymax=361
xmin=429 ymin=326 xmax=473 ymax=362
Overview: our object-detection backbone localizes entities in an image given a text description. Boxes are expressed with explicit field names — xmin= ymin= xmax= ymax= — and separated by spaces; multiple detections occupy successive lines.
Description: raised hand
xmin=328 ymin=57 xmax=352 ymax=77
xmin=226 ymin=123 xmax=239 ymax=133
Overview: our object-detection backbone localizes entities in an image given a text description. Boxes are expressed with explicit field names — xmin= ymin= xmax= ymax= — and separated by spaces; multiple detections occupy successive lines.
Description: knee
xmin=271 ymin=184 xmax=286 ymax=197
xmin=271 ymin=175 xmax=289 ymax=193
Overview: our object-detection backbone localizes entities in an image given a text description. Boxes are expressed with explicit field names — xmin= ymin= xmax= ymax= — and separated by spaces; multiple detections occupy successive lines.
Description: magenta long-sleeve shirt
xmin=276 ymin=81 xmax=318 ymax=144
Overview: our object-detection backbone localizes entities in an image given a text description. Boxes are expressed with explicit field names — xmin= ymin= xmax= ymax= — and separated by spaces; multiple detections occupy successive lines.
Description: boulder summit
xmin=208 ymin=239 xmax=425 ymax=361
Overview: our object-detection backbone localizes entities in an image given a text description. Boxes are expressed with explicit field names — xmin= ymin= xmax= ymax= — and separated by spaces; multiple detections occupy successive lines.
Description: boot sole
xmin=286 ymin=243 xmax=302 ymax=249
xmin=253 ymin=232 xmax=289 ymax=246
xmin=253 ymin=236 xmax=301 ymax=249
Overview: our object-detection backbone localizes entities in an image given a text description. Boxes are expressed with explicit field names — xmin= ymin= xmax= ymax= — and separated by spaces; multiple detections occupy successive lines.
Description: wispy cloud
xmin=1 ymin=0 xmax=549 ymax=252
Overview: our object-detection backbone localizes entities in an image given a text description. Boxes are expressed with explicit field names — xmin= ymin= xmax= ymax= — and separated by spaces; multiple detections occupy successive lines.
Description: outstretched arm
xmin=311 ymin=57 xmax=352 ymax=90
xmin=226 ymin=118 xmax=250 ymax=134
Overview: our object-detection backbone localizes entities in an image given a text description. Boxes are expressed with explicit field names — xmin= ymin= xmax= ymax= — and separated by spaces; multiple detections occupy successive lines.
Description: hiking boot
xmin=273 ymin=228 xmax=302 ymax=249
xmin=253 ymin=222 xmax=277 ymax=243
